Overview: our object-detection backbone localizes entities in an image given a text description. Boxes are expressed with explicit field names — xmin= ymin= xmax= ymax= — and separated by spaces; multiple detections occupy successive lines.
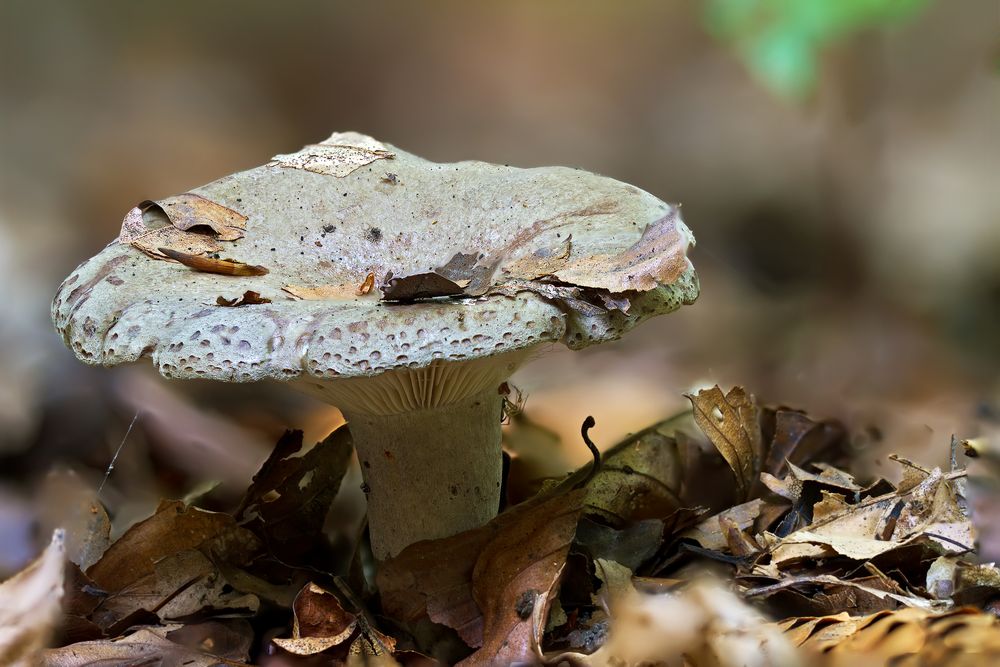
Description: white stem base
xmin=343 ymin=387 xmax=504 ymax=560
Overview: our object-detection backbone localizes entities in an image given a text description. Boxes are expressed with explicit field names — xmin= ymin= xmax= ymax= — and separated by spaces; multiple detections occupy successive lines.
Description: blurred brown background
xmin=1 ymin=1 xmax=997 ymax=574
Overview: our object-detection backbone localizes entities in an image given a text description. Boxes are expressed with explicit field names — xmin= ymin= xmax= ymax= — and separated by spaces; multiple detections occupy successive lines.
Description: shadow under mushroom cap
xmin=52 ymin=132 xmax=698 ymax=384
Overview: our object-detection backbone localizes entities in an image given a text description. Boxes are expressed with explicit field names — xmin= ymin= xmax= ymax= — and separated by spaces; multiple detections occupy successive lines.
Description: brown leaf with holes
xmin=270 ymin=132 xmax=395 ymax=176
xmin=687 ymin=386 xmax=763 ymax=500
xmin=216 ymin=290 xmax=271 ymax=307
xmin=237 ymin=428 xmax=353 ymax=567
xmin=158 ymin=247 xmax=269 ymax=276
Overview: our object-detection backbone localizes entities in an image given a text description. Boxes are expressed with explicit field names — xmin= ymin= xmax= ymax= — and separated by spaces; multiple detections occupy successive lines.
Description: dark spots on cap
xmin=366 ymin=227 xmax=383 ymax=243
xmin=65 ymin=255 xmax=128 ymax=308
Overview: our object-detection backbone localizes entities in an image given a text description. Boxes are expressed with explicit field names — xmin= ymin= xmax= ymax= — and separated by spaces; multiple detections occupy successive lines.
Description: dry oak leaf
xmin=41 ymin=625 xmax=252 ymax=667
xmin=768 ymin=467 xmax=972 ymax=566
xmin=779 ymin=607 xmax=1000 ymax=667
xmin=86 ymin=500 xmax=259 ymax=593
xmin=0 ymin=530 xmax=65 ymax=667
xmin=687 ymin=386 xmax=764 ymax=500
xmin=377 ymin=485 xmax=586 ymax=662
xmin=546 ymin=568 xmax=802 ymax=667
xmin=273 ymin=583 xmax=358 ymax=656
xmin=91 ymin=550 xmax=260 ymax=632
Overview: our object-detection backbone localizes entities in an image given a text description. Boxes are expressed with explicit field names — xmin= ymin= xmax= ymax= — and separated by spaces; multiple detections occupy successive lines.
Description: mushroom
xmin=52 ymin=132 xmax=698 ymax=559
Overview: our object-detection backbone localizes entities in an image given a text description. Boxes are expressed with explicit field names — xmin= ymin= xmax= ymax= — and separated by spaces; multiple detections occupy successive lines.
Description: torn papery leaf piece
xmin=270 ymin=131 xmax=395 ymax=177
xmin=119 ymin=194 xmax=249 ymax=260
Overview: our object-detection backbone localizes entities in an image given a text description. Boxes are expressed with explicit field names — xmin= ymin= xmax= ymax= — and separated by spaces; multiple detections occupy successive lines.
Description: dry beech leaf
xmin=377 ymin=485 xmax=586 ymax=657
xmin=687 ymin=385 xmax=763 ymax=500
xmin=780 ymin=607 xmax=1000 ymax=666
xmin=41 ymin=625 xmax=252 ymax=667
xmin=86 ymin=500 xmax=259 ymax=593
xmin=149 ymin=193 xmax=248 ymax=240
xmin=273 ymin=583 xmax=358 ymax=656
xmin=159 ymin=247 xmax=269 ymax=276
xmin=216 ymin=290 xmax=271 ymax=307
xmin=0 ymin=530 xmax=65 ymax=667
xmin=682 ymin=499 xmax=764 ymax=552
xmin=547 ymin=570 xmax=802 ymax=667
xmin=768 ymin=467 xmax=972 ymax=566
xmin=92 ymin=549 xmax=260 ymax=632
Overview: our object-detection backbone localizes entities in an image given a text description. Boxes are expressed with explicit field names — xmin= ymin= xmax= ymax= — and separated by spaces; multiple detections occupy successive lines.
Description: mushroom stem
xmin=342 ymin=387 xmax=504 ymax=560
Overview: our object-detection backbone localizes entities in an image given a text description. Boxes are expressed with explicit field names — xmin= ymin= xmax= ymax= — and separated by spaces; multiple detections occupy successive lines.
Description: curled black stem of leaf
xmin=573 ymin=416 xmax=602 ymax=490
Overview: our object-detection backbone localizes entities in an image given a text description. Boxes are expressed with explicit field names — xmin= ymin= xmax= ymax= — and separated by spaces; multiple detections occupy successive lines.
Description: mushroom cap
xmin=52 ymin=132 xmax=698 ymax=384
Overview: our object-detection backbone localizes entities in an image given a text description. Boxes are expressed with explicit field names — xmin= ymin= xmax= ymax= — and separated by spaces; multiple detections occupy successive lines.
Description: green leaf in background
xmin=705 ymin=0 xmax=930 ymax=99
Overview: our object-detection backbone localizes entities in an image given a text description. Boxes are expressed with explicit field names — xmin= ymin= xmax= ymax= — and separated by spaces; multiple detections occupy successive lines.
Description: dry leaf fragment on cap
xmin=128 ymin=221 xmax=224 ymax=259
xmin=159 ymin=248 xmax=269 ymax=276
xmin=270 ymin=131 xmax=395 ymax=177
xmin=380 ymin=271 xmax=466 ymax=302
xmin=281 ymin=283 xmax=360 ymax=300
xmin=217 ymin=291 xmax=271 ymax=307
xmin=119 ymin=194 xmax=248 ymax=260
xmin=356 ymin=272 xmax=375 ymax=296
